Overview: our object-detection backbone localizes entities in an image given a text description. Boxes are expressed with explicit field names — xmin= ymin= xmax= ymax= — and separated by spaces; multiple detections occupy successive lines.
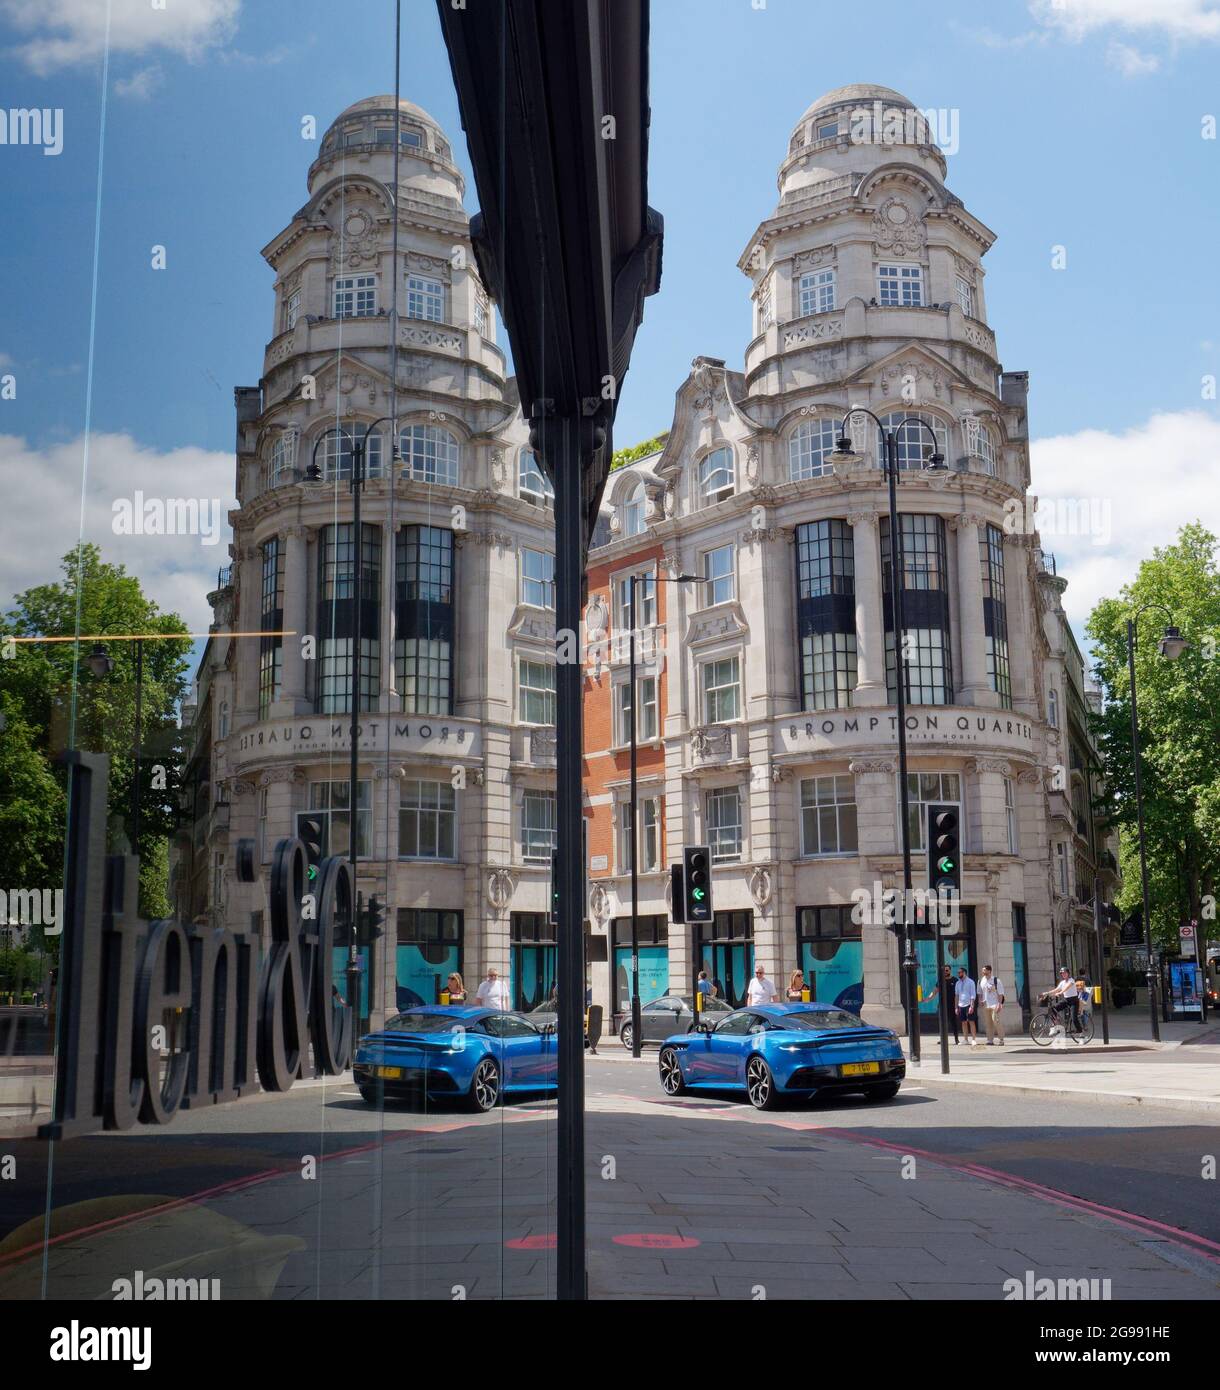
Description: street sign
xmin=1179 ymin=923 xmax=1197 ymax=959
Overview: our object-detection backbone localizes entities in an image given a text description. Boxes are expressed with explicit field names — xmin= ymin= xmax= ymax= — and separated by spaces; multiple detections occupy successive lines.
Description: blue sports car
xmin=657 ymin=1003 xmax=906 ymax=1110
xmin=353 ymin=1006 xmax=557 ymax=1112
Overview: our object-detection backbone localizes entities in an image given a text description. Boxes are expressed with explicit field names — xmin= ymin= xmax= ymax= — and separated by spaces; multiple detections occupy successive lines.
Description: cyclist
xmin=1046 ymin=967 xmax=1079 ymax=1032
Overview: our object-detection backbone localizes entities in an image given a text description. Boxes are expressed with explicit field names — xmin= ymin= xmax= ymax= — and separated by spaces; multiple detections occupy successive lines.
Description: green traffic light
xmin=308 ymin=865 xmax=317 ymax=881
xmin=692 ymin=887 xmax=706 ymax=901
xmin=937 ymin=857 xmax=955 ymax=873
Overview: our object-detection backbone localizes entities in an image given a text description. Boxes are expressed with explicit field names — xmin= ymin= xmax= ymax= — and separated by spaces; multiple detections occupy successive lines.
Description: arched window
xmin=698 ymin=446 xmax=735 ymax=505
xmin=318 ymin=424 xmax=383 ymax=482
xmin=621 ymin=480 xmax=646 ymax=537
xmin=789 ymin=418 xmax=838 ymax=481
xmin=877 ymin=412 xmax=948 ymax=471
xmin=218 ymin=700 xmax=230 ymax=740
xmin=963 ymin=417 xmax=997 ymax=476
xmin=269 ymin=431 xmax=297 ymax=488
xmin=518 ymin=450 xmax=554 ymax=507
xmin=1048 ymin=687 xmax=1059 ymax=730
xmin=400 ymin=424 xmax=460 ymax=486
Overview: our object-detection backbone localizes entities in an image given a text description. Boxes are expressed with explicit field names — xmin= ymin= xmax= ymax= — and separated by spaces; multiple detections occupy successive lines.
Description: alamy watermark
xmin=112 ymin=492 xmax=223 ymax=547
xmin=0 ymin=107 xmax=63 ymax=157
xmin=847 ymin=101 xmax=959 ymax=157
xmin=0 ymin=887 xmax=63 ymax=936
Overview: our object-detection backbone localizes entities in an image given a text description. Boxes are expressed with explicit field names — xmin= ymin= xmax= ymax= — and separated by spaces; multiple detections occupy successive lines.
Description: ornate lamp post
xmin=834 ymin=409 xmax=945 ymax=1063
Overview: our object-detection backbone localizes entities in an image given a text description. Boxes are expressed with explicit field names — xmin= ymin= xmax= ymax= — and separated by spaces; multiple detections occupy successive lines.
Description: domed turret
xmin=307 ymin=95 xmax=465 ymax=203
xmin=779 ymin=82 xmax=946 ymax=199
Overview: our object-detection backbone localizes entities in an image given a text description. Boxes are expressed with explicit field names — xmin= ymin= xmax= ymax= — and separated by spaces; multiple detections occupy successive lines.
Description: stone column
xmin=848 ymin=510 xmax=886 ymax=707
xmin=952 ymin=513 xmax=991 ymax=705
xmin=1004 ymin=533 xmax=1037 ymax=716
xmin=850 ymin=756 xmax=905 ymax=1033
xmin=280 ymin=526 xmax=308 ymax=710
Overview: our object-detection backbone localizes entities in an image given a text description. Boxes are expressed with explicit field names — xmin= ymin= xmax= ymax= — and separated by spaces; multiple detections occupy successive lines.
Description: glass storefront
xmin=797 ymin=904 xmax=864 ymax=1012
xmin=692 ymin=911 xmax=755 ymax=1008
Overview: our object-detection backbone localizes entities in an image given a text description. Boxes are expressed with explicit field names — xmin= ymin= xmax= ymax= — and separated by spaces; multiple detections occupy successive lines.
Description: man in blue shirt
xmin=954 ymin=967 xmax=978 ymax=1048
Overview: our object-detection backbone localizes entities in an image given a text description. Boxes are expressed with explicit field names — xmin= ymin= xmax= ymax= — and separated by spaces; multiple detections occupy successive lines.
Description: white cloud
xmin=1105 ymin=39 xmax=1161 ymax=73
xmin=114 ymin=64 xmax=164 ymax=101
xmin=0 ymin=431 xmax=236 ymax=635
xmin=1029 ymin=410 xmax=1220 ymax=632
xmin=0 ymin=0 xmax=240 ymax=75
xmin=1030 ymin=0 xmax=1220 ymax=43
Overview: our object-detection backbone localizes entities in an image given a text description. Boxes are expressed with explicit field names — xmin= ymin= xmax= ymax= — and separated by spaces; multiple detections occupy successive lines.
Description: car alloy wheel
xmin=746 ymin=1055 xmax=776 ymax=1110
xmin=619 ymin=1024 xmax=633 ymax=1051
xmin=659 ymin=1047 xmax=685 ymax=1095
xmin=469 ymin=1057 xmax=500 ymax=1112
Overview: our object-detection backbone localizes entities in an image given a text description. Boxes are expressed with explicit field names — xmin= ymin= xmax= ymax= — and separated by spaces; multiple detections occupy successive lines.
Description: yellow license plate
xmin=377 ymin=1066 xmax=403 ymax=1079
xmin=840 ymin=1061 xmax=881 ymax=1076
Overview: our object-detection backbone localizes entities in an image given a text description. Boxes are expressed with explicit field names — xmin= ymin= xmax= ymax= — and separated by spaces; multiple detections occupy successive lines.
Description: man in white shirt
xmin=1047 ymin=967 xmax=1079 ymax=1032
xmin=746 ymin=965 xmax=778 ymax=1007
xmin=476 ymin=968 xmax=510 ymax=1011
xmin=977 ymin=964 xmax=1006 ymax=1046
xmin=954 ymin=968 xmax=978 ymax=1047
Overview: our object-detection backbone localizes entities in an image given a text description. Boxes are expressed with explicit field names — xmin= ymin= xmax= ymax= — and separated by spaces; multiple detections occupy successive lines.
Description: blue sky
xmin=1 ymin=0 xmax=1218 ymax=642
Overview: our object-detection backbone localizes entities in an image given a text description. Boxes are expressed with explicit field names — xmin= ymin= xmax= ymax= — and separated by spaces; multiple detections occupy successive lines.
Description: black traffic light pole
xmin=927 ymin=804 xmax=959 ymax=1077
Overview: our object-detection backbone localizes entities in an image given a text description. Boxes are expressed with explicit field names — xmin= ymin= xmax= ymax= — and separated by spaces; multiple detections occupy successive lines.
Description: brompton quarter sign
xmin=777 ymin=708 xmax=1037 ymax=756
xmin=41 ymin=751 xmax=354 ymax=1140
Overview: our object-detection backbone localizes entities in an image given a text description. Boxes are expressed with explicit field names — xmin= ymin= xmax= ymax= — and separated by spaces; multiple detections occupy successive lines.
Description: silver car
xmin=619 ymin=993 xmax=732 ymax=1050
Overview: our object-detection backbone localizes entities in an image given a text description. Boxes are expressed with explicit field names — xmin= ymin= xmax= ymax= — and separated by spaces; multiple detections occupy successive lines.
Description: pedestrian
xmin=978 ymin=964 xmax=1006 ymax=1045
xmin=925 ymin=966 xmax=959 ymax=1043
xmin=446 ymin=972 xmax=467 ymax=1004
xmin=786 ymin=969 xmax=806 ymax=1002
xmin=475 ymin=967 xmax=509 ymax=1011
xmin=954 ymin=966 xmax=978 ymax=1047
xmin=746 ymin=964 xmax=779 ymax=1007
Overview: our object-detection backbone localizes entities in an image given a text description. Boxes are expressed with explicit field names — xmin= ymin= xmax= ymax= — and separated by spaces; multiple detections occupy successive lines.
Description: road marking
xmin=612 ymin=1233 xmax=700 ymax=1249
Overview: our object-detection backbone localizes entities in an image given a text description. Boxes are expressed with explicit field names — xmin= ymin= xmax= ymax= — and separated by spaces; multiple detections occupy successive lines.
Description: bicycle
xmin=1029 ymin=991 xmax=1094 ymax=1046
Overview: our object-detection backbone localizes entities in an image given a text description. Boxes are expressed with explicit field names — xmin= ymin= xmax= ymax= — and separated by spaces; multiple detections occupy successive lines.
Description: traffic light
xmin=297 ymin=813 xmax=325 ymax=884
xmin=670 ymin=863 xmax=686 ymax=924
xmin=926 ymin=804 xmax=961 ymax=897
xmin=357 ymin=894 xmax=385 ymax=949
xmin=682 ymin=846 xmax=713 ymax=923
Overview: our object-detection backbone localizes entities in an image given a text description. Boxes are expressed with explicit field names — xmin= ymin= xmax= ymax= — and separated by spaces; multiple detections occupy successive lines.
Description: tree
xmin=1086 ymin=523 xmax=1220 ymax=956
xmin=0 ymin=544 xmax=192 ymax=922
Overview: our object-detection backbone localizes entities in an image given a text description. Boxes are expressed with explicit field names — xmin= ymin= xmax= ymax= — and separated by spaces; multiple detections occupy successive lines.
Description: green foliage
xmin=1085 ymin=522 xmax=1220 ymax=953
xmin=0 ymin=543 xmax=193 ymax=921
xmin=610 ymin=432 xmax=669 ymax=472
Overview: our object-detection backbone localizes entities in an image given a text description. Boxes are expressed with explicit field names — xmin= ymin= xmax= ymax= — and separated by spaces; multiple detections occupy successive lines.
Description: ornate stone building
xmin=181 ymin=96 xmax=563 ymax=1022
xmin=581 ymin=83 xmax=1117 ymax=1032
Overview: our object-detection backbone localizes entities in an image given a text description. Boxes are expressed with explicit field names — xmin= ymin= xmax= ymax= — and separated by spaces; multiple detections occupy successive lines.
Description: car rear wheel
xmin=619 ymin=1023 xmax=634 ymax=1051
xmin=357 ymin=1086 xmax=378 ymax=1105
xmin=746 ymin=1056 xmax=778 ymax=1111
xmin=466 ymin=1057 xmax=501 ymax=1113
xmin=866 ymin=1080 xmax=901 ymax=1101
xmin=659 ymin=1047 xmax=685 ymax=1095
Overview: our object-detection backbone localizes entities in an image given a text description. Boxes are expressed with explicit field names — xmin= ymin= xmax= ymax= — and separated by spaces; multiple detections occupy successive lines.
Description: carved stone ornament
xmin=691 ymin=725 xmax=733 ymax=761
xmin=1017 ymin=767 xmax=1043 ymax=786
xmin=589 ymin=883 xmax=611 ymax=927
xmin=750 ymin=483 xmax=779 ymax=507
xmin=793 ymin=246 xmax=835 ymax=272
xmin=964 ymin=758 xmax=1011 ymax=776
xmin=745 ymin=442 xmax=761 ymax=485
xmin=585 ymin=594 xmax=608 ymax=640
xmin=487 ymin=867 xmax=515 ymax=912
xmin=231 ymin=780 xmax=256 ymax=798
xmin=749 ymin=865 xmax=773 ymax=911
xmin=871 ymin=196 xmax=925 ymax=258
xmin=877 ymin=359 xmax=943 ymax=401
xmin=691 ymin=357 xmax=726 ymax=412
xmin=846 ymin=510 xmax=879 ymax=529
xmin=849 ymin=758 xmax=896 ymax=775
xmin=258 ymin=766 xmax=306 ymax=787
xmin=663 ymin=483 xmax=676 ymax=518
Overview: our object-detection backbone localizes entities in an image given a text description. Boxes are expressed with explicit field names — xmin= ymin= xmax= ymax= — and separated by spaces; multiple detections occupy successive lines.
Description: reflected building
xmin=180 ymin=96 xmax=561 ymax=1023
xmin=580 ymin=84 xmax=1118 ymax=1032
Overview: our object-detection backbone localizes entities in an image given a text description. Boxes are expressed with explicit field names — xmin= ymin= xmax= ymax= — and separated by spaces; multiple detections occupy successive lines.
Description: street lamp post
xmin=1123 ymin=604 xmax=1187 ymax=1043
xmin=835 ymin=411 xmax=946 ymax=1064
xmin=310 ymin=417 xmax=397 ymax=1036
